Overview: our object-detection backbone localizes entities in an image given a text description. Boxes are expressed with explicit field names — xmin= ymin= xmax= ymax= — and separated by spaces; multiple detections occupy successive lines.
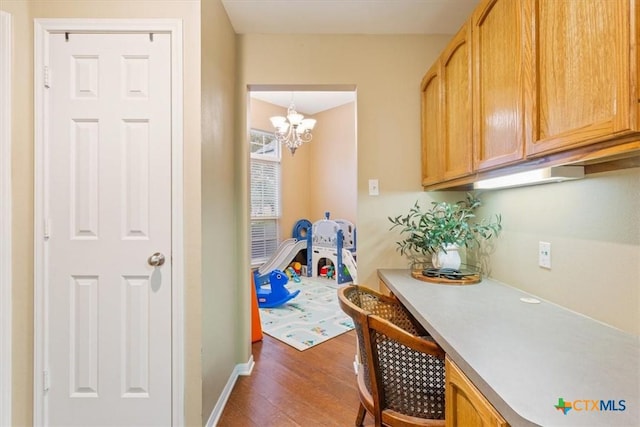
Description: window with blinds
xmin=250 ymin=129 xmax=281 ymax=265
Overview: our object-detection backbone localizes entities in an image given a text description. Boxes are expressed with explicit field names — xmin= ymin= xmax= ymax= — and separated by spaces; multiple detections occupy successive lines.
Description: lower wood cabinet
xmin=378 ymin=279 xmax=391 ymax=296
xmin=446 ymin=356 xmax=509 ymax=427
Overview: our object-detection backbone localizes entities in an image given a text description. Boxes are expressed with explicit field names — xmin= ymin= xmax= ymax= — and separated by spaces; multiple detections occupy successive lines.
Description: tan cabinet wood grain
xmin=472 ymin=0 xmax=531 ymax=171
xmin=527 ymin=0 xmax=640 ymax=156
xmin=421 ymin=0 xmax=640 ymax=190
xmin=421 ymin=23 xmax=472 ymax=186
xmin=421 ymin=64 xmax=442 ymax=187
xmin=378 ymin=278 xmax=391 ymax=296
xmin=445 ymin=357 xmax=509 ymax=427
xmin=442 ymin=24 xmax=473 ymax=181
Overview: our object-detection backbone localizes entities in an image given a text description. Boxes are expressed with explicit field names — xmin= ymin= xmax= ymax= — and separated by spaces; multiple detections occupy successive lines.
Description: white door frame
xmin=0 ymin=10 xmax=13 ymax=427
xmin=33 ymin=19 xmax=184 ymax=426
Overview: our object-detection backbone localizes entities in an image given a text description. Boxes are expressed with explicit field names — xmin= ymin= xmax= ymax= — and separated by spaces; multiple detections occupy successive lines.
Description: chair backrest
xmin=338 ymin=285 xmax=446 ymax=425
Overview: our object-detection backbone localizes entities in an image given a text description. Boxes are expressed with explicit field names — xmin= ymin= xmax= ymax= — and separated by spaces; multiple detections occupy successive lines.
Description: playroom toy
xmin=326 ymin=265 xmax=335 ymax=279
xmin=256 ymin=269 xmax=300 ymax=308
xmin=307 ymin=212 xmax=357 ymax=284
xmin=291 ymin=261 xmax=302 ymax=275
xmin=319 ymin=265 xmax=328 ymax=277
xmin=253 ymin=237 xmax=307 ymax=288
xmin=285 ymin=266 xmax=301 ymax=283
xmin=253 ymin=213 xmax=358 ymax=287
xmin=292 ymin=219 xmax=312 ymax=241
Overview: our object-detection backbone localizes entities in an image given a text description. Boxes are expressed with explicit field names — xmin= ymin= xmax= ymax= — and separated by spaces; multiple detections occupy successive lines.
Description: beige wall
xmin=477 ymin=167 xmax=640 ymax=334
xmin=1 ymin=0 xmax=217 ymax=424
xmin=2 ymin=1 xmax=32 ymax=425
xmin=238 ymin=34 xmax=452 ymax=291
xmin=200 ymin=0 xmax=240 ymax=422
xmin=309 ymin=102 xmax=357 ymax=225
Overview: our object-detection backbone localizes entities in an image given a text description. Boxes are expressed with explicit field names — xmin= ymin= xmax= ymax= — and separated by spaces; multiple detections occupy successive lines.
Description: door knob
xmin=148 ymin=252 xmax=165 ymax=267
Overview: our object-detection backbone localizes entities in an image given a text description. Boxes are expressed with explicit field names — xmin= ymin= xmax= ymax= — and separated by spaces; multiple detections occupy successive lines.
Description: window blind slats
xmin=250 ymin=220 xmax=278 ymax=263
xmin=250 ymin=160 xmax=280 ymax=218
xmin=250 ymin=129 xmax=281 ymax=264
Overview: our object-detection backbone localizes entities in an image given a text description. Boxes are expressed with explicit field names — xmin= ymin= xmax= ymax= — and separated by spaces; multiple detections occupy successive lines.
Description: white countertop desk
xmin=377 ymin=269 xmax=639 ymax=427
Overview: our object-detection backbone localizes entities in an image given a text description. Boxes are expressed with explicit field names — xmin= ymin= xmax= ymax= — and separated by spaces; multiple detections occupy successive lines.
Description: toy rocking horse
xmin=255 ymin=269 xmax=300 ymax=308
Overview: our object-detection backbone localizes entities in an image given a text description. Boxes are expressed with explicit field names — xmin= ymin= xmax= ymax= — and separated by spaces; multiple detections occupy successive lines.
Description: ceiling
xmin=222 ymin=0 xmax=479 ymax=35
xmin=251 ymin=91 xmax=356 ymax=116
xmin=237 ymin=0 xmax=479 ymax=114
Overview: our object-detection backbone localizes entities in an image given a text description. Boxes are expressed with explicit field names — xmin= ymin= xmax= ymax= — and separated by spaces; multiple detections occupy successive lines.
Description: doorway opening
xmin=248 ymin=86 xmax=357 ymax=268
xmin=247 ymin=84 xmax=357 ymax=333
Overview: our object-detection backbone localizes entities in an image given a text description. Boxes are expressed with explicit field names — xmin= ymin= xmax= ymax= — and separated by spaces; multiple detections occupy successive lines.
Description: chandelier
xmin=270 ymin=101 xmax=317 ymax=155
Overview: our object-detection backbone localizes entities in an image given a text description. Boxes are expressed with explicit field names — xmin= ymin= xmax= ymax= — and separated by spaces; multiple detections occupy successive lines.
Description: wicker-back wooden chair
xmin=338 ymin=285 xmax=446 ymax=427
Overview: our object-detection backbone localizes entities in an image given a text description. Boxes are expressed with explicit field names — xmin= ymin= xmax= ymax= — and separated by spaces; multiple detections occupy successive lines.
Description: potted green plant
xmin=388 ymin=193 xmax=502 ymax=270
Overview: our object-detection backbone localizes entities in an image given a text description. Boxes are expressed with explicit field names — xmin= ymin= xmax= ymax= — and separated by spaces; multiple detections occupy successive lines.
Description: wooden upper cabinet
xmin=472 ymin=0 xmax=530 ymax=171
xmin=421 ymin=23 xmax=472 ymax=187
xmin=527 ymin=0 xmax=640 ymax=156
xmin=421 ymin=62 xmax=442 ymax=187
xmin=422 ymin=0 xmax=639 ymax=188
xmin=441 ymin=23 xmax=473 ymax=181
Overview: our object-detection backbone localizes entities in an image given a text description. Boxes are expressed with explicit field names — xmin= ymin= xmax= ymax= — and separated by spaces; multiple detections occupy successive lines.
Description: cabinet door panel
xmin=442 ymin=24 xmax=473 ymax=180
xmin=528 ymin=0 xmax=638 ymax=155
xmin=445 ymin=357 xmax=509 ymax=427
xmin=473 ymin=0 xmax=528 ymax=171
xmin=421 ymin=66 xmax=442 ymax=186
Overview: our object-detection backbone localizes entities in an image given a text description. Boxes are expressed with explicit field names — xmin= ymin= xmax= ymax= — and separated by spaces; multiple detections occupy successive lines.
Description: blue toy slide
xmin=256 ymin=270 xmax=300 ymax=308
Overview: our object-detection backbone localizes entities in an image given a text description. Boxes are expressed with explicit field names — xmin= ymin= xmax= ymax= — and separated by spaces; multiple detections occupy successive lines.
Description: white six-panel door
xmin=45 ymin=31 xmax=172 ymax=426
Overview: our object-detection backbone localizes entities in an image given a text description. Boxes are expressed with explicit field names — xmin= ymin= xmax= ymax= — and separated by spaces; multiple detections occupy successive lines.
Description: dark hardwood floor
xmin=217 ymin=330 xmax=375 ymax=426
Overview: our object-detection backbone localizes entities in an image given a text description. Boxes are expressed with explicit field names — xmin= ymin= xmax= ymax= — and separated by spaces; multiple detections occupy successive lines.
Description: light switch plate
xmin=368 ymin=179 xmax=379 ymax=196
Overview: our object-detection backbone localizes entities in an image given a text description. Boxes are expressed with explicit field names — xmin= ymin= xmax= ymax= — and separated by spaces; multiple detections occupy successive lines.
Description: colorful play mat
xmin=258 ymin=277 xmax=355 ymax=351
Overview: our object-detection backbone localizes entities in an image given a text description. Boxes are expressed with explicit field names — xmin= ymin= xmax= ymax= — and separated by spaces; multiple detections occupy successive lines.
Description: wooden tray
xmin=411 ymin=269 xmax=481 ymax=285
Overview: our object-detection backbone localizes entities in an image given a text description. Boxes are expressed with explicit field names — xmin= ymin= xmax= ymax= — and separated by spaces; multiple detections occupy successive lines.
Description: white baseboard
xmin=205 ymin=355 xmax=255 ymax=427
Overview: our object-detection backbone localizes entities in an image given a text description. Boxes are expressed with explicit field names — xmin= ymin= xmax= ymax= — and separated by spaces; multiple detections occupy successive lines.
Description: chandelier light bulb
xmin=270 ymin=116 xmax=286 ymax=129
xmin=301 ymin=118 xmax=316 ymax=131
xmin=287 ymin=112 xmax=303 ymax=126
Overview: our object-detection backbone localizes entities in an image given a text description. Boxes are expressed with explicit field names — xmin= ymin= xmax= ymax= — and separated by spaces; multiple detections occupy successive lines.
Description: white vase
xmin=432 ymin=244 xmax=461 ymax=270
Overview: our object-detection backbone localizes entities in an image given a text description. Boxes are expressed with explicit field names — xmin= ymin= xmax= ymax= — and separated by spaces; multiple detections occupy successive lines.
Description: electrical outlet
xmin=368 ymin=179 xmax=379 ymax=196
xmin=539 ymin=241 xmax=551 ymax=269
